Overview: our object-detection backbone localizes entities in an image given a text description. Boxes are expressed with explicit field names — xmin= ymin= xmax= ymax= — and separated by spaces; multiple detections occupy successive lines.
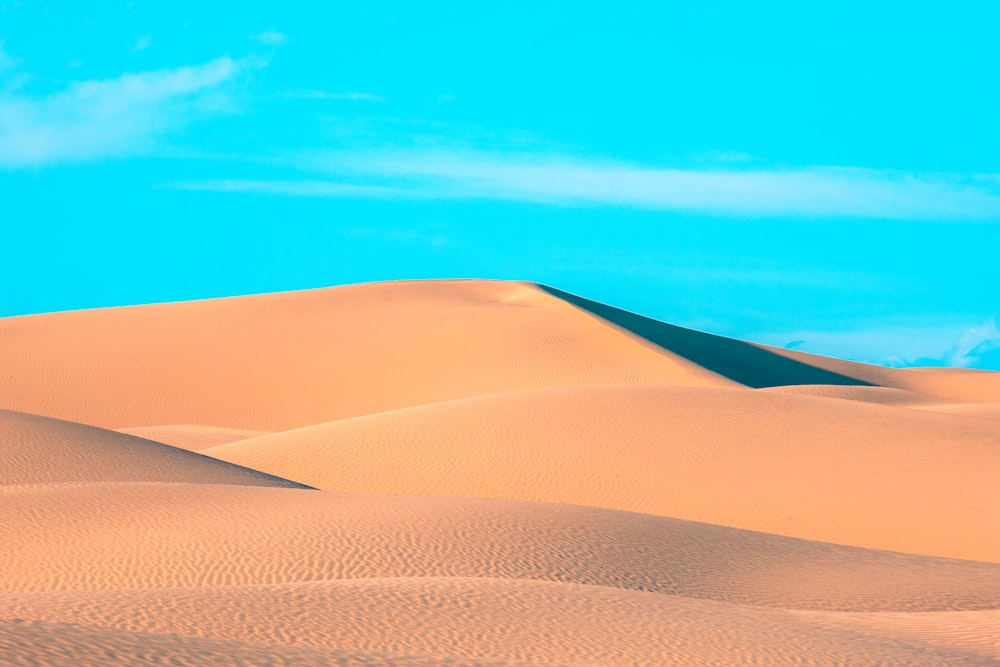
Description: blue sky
xmin=2 ymin=1 xmax=999 ymax=369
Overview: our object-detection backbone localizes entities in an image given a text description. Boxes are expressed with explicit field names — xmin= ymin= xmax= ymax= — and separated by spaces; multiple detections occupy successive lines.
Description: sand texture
xmin=2 ymin=279 xmax=998 ymax=666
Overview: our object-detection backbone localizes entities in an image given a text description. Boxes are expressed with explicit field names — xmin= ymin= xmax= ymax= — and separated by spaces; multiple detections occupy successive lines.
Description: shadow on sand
xmin=539 ymin=285 xmax=872 ymax=389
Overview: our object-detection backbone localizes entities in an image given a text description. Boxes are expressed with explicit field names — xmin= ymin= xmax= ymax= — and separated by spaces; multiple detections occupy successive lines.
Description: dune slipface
xmin=2 ymin=279 xmax=999 ymax=666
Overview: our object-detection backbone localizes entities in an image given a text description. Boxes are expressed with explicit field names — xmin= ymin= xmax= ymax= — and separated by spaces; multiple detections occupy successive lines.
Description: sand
xmin=115 ymin=424 xmax=272 ymax=451
xmin=205 ymin=384 xmax=1000 ymax=561
xmin=2 ymin=278 xmax=998 ymax=665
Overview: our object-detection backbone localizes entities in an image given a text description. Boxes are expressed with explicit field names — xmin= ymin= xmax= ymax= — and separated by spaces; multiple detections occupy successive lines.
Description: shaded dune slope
xmin=538 ymin=285 xmax=872 ymax=388
xmin=540 ymin=284 xmax=1000 ymax=402
xmin=0 ymin=409 xmax=305 ymax=488
xmin=206 ymin=385 xmax=1000 ymax=561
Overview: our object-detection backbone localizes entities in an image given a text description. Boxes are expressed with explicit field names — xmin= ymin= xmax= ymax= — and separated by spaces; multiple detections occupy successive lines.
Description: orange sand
xmin=2 ymin=279 xmax=998 ymax=666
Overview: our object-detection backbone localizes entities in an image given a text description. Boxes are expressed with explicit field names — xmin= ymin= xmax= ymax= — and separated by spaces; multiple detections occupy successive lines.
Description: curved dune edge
xmin=0 ymin=409 xmax=305 ymax=489
xmin=115 ymin=424 xmax=272 ymax=452
xmin=2 ymin=578 xmax=996 ymax=667
xmin=205 ymin=384 xmax=1000 ymax=562
xmin=4 ymin=482 xmax=999 ymax=612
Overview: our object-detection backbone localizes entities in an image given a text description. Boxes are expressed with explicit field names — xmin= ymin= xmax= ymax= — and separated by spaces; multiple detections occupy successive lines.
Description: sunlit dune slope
xmin=0 ymin=280 xmax=736 ymax=431
xmin=0 ymin=409 xmax=305 ymax=488
xmin=116 ymin=424 xmax=271 ymax=452
xmin=206 ymin=384 xmax=1000 ymax=561
xmin=4 ymin=483 xmax=998 ymax=612
xmin=4 ymin=579 xmax=996 ymax=667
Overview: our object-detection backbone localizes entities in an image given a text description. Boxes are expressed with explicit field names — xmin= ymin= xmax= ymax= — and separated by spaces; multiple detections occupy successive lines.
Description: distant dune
xmin=2 ymin=279 xmax=998 ymax=665
xmin=205 ymin=384 xmax=1000 ymax=561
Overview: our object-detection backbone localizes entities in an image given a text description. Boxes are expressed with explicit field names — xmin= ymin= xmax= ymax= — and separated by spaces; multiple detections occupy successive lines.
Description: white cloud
xmin=249 ymin=29 xmax=287 ymax=46
xmin=132 ymin=34 xmax=152 ymax=53
xmin=759 ymin=324 xmax=966 ymax=367
xmin=169 ymin=179 xmax=409 ymax=198
xmin=760 ymin=317 xmax=1000 ymax=370
xmin=945 ymin=318 xmax=1000 ymax=368
xmin=327 ymin=151 xmax=1000 ymax=220
xmin=295 ymin=90 xmax=384 ymax=102
xmin=178 ymin=149 xmax=1000 ymax=220
xmin=0 ymin=57 xmax=245 ymax=167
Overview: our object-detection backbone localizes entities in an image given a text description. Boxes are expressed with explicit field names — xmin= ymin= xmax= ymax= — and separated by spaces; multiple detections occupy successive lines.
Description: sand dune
xmin=4 ymin=483 xmax=998 ymax=611
xmin=3 ymin=579 xmax=996 ymax=667
xmin=0 ymin=409 xmax=304 ymax=488
xmin=0 ymin=619 xmax=546 ymax=667
xmin=544 ymin=284 xmax=1000 ymax=402
xmin=206 ymin=384 xmax=1000 ymax=561
xmin=757 ymin=384 xmax=951 ymax=406
xmin=797 ymin=609 xmax=1000 ymax=662
xmin=0 ymin=280 xmax=736 ymax=431
xmin=4 ymin=278 xmax=1000 ymax=665
xmin=761 ymin=385 xmax=1000 ymax=422
xmin=4 ymin=483 xmax=999 ymax=665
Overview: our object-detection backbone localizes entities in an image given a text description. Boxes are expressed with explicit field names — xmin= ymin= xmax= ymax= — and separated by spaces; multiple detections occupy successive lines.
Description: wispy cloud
xmin=336 ymin=151 xmax=1000 ymax=220
xmin=939 ymin=318 xmax=1000 ymax=369
xmin=249 ymin=29 xmax=287 ymax=46
xmin=176 ymin=149 xmax=1000 ymax=221
xmin=169 ymin=179 xmax=408 ymax=198
xmin=294 ymin=90 xmax=384 ymax=102
xmin=132 ymin=34 xmax=152 ymax=53
xmin=761 ymin=317 xmax=1000 ymax=370
xmin=0 ymin=57 xmax=247 ymax=167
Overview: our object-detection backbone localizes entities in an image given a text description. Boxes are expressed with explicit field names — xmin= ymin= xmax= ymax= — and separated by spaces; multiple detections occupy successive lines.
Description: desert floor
xmin=2 ymin=279 xmax=999 ymax=666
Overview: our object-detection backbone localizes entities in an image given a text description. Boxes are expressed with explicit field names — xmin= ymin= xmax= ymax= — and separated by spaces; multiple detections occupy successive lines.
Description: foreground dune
xmin=4 ymin=579 xmax=997 ymax=666
xmin=3 ymin=483 xmax=999 ymax=665
xmin=0 ymin=619 xmax=544 ymax=667
xmin=4 ymin=483 xmax=998 ymax=610
xmin=206 ymin=384 xmax=1000 ymax=561
xmin=3 ymin=279 xmax=999 ymax=665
